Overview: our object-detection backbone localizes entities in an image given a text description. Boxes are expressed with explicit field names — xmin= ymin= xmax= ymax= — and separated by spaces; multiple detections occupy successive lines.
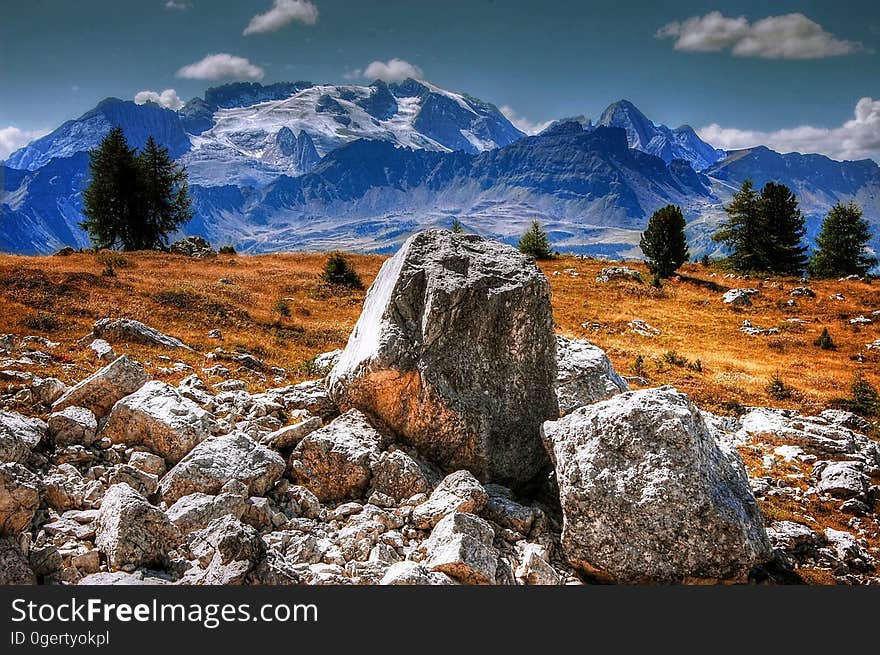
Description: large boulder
xmin=541 ymin=387 xmax=771 ymax=583
xmin=94 ymin=483 xmax=181 ymax=569
xmin=327 ymin=230 xmax=557 ymax=486
xmin=0 ymin=410 xmax=46 ymax=463
xmin=288 ymin=409 xmax=385 ymax=502
xmin=555 ymin=336 xmax=628 ymax=415
xmin=102 ymin=380 xmax=218 ymax=464
xmin=0 ymin=463 xmax=41 ymax=535
xmin=52 ymin=355 xmax=150 ymax=417
xmin=158 ymin=432 xmax=285 ymax=504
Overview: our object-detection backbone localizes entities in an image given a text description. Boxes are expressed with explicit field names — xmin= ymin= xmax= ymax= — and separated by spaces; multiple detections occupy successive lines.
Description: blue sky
xmin=1 ymin=0 xmax=879 ymax=160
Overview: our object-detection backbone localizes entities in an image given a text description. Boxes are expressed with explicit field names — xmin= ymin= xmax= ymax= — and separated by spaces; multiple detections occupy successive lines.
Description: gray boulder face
xmin=412 ymin=470 xmax=488 ymax=530
xmin=158 ymin=432 xmax=285 ymax=504
xmin=47 ymin=406 xmax=98 ymax=447
xmin=102 ymin=380 xmax=218 ymax=464
xmin=95 ymin=483 xmax=181 ymax=569
xmin=92 ymin=318 xmax=193 ymax=351
xmin=165 ymin=492 xmax=249 ymax=533
xmin=327 ymin=230 xmax=557 ymax=487
xmin=288 ymin=409 xmax=385 ymax=502
xmin=0 ymin=463 xmax=41 ymax=535
xmin=370 ymin=449 xmax=429 ymax=502
xmin=541 ymin=386 xmax=771 ymax=583
xmin=0 ymin=410 xmax=46 ymax=463
xmin=423 ymin=512 xmax=498 ymax=585
xmin=52 ymin=355 xmax=150 ymax=417
xmin=0 ymin=537 xmax=36 ymax=585
xmin=555 ymin=336 xmax=628 ymax=415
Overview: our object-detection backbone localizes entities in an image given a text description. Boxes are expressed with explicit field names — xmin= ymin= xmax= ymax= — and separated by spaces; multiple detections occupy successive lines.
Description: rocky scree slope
xmin=1 ymin=230 xmax=877 ymax=585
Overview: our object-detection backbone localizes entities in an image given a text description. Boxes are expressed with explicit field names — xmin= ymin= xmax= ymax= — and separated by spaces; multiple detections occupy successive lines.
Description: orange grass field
xmin=1 ymin=249 xmax=878 ymax=417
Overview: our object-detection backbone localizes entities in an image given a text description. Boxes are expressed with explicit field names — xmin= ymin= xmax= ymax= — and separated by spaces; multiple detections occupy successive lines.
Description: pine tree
xmin=450 ymin=218 xmax=464 ymax=234
xmin=136 ymin=136 xmax=193 ymax=250
xmin=518 ymin=221 xmax=553 ymax=259
xmin=712 ymin=180 xmax=765 ymax=272
xmin=639 ymin=204 xmax=689 ymax=278
xmin=80 ymin=127 xmax=141 ymax=250
xmin=759 ymin=181 xmax=807 ymax=275
xmin=808 ymin=202 xmax=877 ymax=278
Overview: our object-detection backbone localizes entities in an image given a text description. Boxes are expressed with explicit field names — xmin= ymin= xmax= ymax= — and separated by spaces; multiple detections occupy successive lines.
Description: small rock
xmin=412 ymin=470 xmax=488 ymax=530
xmin=423 ymin=512 xmax=498 ymax=585
xmin=0 ymin=463 xmax=41 ymax=535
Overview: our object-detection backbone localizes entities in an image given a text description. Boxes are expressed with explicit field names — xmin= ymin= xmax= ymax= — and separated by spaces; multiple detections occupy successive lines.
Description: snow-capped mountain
xmin=2 ymin=82 xmax=878 ymax=261
xmin=597 ymin=100 xmax=726 ymax=172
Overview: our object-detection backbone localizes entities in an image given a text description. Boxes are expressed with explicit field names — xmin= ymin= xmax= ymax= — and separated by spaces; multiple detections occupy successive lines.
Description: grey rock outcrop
xmin=555 ymin=336 xmax=628 ymax=415
xmin=542 ymin=386 xmax=771 ymax=583
xmin=159 ymin=432 xmax=285 ymax=504
xmin=47 ymin=406 xmax=98 ymax=446
xmin=102 ymin=380 xmax=218 ymax=464
xmin=328 ymin=230 xmax=557 ymax=486
xmin=52 ymin=355 xmax=150 ymax=417
xmin=92 ymin=318 xmax=193 ymax=351
xmin=0 ymin=463 xmax=41 ymax=535
xmin=0 ymin=410 xmax=45 ymax=463
xmin=95 ymin=483 xmax=180 ymax=569
xmin=288 ymin=409 xmax=385 ymax=502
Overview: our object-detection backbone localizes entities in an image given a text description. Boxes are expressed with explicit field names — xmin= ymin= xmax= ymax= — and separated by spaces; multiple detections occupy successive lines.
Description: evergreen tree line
xmin=638 ymin=180 xmax=876 ymax=280
xmin=81 ymin=127 xmax=193 ymax=251
xmin=712 ymin=180 xmax=877 ymax=278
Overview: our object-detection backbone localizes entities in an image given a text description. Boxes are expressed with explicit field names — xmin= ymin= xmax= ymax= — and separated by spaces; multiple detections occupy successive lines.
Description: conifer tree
xmin=712 ymin=180 xmax=765 ymax=272
xmin=80 ymin=127 xmax=141 ymax=250
xmin=760 ymin=181 xmax=807 ymax=276
xmin=518 ymin=221 xmax=553 ymax=259
xmin=137 ymin=136 xmax=193 ymax=250
xmin=808 ymin=202 xmax=877 ymax=278
xmin=639 ymin=204 xmax=689 ymax=278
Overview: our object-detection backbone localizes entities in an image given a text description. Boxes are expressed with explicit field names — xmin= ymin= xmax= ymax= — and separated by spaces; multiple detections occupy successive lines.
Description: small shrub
xmin=766 ymin=372 xmax=793 ymax=400
xmin=21 ymin=312 xmax=61 ymax=333
xmin=322 ymin=252 xmax=363 ymax=288
xmin=701 ymin=255 xmax=711 ymax=266
xmin=845 ymin=373 xmax=879 ymax=417
xmin=273 ymin=298 xmax=291 ymax=320
xmin=651 ymin=273 xmax=663 ymax=289
xmin=663 ymin=350 xmax=688 ymax=367
xmin=814 ymin=327 xmax=835 ymax=350
xmin=687 ymin=358 xmax=703 ymax=373
xmin=450 ymin=218 xmax=464 ymax=234
xmin=96 ymin=250 xmax=129 ymax=277
xmin=630 ymin=354 xmax=647 ymax=378
xmin=295 ymin=356 xmax=321 ymax=377
xmin=219 ymin=245 xmax=237 ymax=255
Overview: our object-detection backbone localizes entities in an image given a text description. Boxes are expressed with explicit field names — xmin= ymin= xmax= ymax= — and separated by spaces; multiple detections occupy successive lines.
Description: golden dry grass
xmin=2 ymin=249 xmax=878 ymax=584
xmin=1 ymin=251 xmax=878 ymax=416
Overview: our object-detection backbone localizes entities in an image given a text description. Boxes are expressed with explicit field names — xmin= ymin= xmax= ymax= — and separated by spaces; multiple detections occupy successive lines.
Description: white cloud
xmin=176 ymin=54 xmax=265 ymax=81
xmin=134 ymin=89 xmax=184 ymax=110
xmin=500 ymin=106 xmax=551 ymax=136
xmin=698 ymin=97 xmax=880 ymax=162
xmin=362 ymin=58 xmax=423 ymax=83
xmin=164 ymin=1 xmax=191 ymax=10
xmin=244 ymin=0 xmax=318 ymax=35
xmin=0 ymin=127 xmax=50 ymax=160
xmin=657 ymin=12 xmax=865 ymax=59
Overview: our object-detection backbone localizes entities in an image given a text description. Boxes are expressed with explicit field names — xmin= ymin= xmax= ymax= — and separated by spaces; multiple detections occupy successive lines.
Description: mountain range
xmin=2 ymin=79 xmax=879 ymax=260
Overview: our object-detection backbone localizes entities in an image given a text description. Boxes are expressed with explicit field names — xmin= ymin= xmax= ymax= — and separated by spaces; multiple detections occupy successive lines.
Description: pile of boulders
xmin=170 ymin=236 xmax=216 ymax=259
xmin=1 ymin=230 xmax=875 ymax=586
